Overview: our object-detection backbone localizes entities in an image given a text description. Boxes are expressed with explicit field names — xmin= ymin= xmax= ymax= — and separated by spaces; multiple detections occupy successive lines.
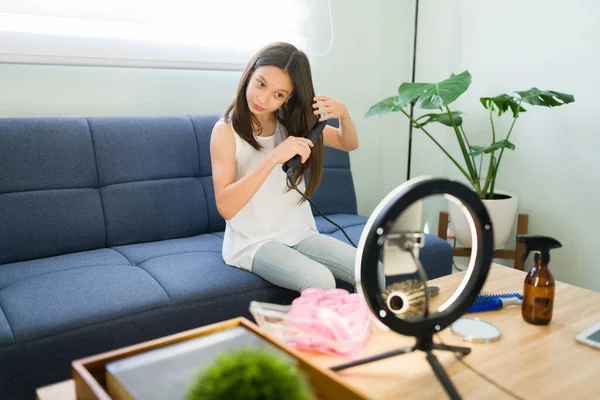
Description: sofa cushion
xmin=100 ymin=178 xmax=209 ymax=246
xmin=113 ymin=234 xmax=273 ymax=304
xmin=0 ymin=190 xmax=106 ymax=266
xmin=311 ymin=166 xmax=359 ymax=215
xmin=190 ymin=115 xmax=225 ymax=233
xmin=0 ymin=265 xmax=170 ymax=343
xmin=88 ymin=116 xmax=200 ymax=187
xmin=89 ymin=116 xmax=214 ymax=246
xmin=112 ymin=233 xmax=224 ymax=265
xmin=0 ymin=249 xmax=129 ymax=289
xmin=0 ymin=118 xmax=105 ymax=264
xmin=0 ymin=233 xmax=276 ymax=347
xmin=0 ymin=250 xmax=139 ymax=345
xmin=308 ymin=118 xmax=359 ymax=216
xmin=139 ymin=253 xmax=272 ymax=304
xmin=314 ymin=213 xmax=368 ymax=234
xmin=0 ymin=308 xmax=13 ymax=347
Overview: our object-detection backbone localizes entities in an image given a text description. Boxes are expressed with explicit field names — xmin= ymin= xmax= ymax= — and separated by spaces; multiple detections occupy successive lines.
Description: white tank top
xmin=221 ymin=119 xmax=318 ymax=271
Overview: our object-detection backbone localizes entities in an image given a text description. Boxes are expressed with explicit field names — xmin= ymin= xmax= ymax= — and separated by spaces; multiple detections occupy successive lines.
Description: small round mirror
xmin=448 ymin=317 xmax=501 ymax=343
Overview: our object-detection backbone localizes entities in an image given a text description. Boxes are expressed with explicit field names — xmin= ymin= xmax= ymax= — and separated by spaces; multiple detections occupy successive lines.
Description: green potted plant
xmin=366 ymin=71 xmax=574 ymax=248
xmin=185 ymin=347 xmax=313 ymax=400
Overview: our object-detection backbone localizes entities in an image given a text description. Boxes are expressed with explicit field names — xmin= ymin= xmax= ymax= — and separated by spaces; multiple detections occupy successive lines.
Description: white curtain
xmin=0 ymin=0 xmax=310 ymax=69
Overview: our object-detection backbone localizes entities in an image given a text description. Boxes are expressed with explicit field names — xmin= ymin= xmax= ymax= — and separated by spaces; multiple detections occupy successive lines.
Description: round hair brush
xmin=381 ymin=280 xmax=427 ymax=317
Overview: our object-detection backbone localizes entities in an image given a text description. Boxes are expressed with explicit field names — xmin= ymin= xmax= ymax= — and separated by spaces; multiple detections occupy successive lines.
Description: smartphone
xmin=575 ymin=321 xmax=600 ymax=350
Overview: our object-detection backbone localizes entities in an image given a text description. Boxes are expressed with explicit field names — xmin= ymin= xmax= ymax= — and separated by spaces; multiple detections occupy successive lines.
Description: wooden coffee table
xmin=37 ymin=264 xmax=600 ymax=399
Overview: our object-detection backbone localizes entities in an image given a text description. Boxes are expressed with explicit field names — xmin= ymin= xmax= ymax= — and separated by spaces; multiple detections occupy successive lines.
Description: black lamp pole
xmin=406 ymin=0 xmax=420 ymax=180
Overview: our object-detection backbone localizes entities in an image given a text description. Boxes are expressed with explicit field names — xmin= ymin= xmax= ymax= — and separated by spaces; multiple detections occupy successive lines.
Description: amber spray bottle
xmin=517 ymin=235 xmax=562 ymax=325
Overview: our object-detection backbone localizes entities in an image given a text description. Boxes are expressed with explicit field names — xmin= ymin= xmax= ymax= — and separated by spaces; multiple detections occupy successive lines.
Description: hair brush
xmin=467 ymin=292 xmax=523 ymax=313
xmin=381 ymin=280 xmax=439 ymax=317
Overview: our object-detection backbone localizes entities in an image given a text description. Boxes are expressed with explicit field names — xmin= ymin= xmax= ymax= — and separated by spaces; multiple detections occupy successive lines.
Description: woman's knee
xmin=304 ymin=267 xmax=336 ymax=291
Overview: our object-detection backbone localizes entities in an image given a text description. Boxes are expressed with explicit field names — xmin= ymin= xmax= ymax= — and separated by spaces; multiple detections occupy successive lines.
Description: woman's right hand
xmin=270 ymin=136 xmax=314 ymax=165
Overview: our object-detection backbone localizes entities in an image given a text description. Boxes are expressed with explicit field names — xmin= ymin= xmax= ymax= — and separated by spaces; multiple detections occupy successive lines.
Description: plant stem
xmin=489 ymin=100 xmax=521 ymax=197
xmin=483 ymin=107 xmax=497 ymax=199
xmin=482 ymin=153 xmax=496 ymax=198
xmin=400 ymin=109 xmax=472 ymax=182
xmin=445 ymin=107 xmax=479 ymax=188
xmin=489 ymin=106 xmax=496 ymax=142
xmin=459 ymin=124 xmax=477 ymax=173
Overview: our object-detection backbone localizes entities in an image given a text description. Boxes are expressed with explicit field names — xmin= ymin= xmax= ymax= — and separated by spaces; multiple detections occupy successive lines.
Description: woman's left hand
xmin=312 ymin=94 xmax=349 ymax=121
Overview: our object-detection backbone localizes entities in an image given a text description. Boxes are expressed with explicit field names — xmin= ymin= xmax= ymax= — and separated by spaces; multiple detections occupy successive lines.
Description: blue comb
xmin=467 ymin=292 xmax=523 ymax=313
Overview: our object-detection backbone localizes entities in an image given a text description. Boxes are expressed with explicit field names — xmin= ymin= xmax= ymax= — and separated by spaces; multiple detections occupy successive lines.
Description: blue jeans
xmin=252 ymin=233 xmax=383 ymax=293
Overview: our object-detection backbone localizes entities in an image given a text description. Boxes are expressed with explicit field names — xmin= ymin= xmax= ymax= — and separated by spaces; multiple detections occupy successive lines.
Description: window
xmin=0 ymin=0 xmax=310 ymax=70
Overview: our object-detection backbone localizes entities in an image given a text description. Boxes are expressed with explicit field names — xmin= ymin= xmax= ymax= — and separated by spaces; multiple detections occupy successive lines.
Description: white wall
xmin=0 ymin=65 xmax=239 ymax=116
xmin=308 ymin=1 xmax=415 ymax=214
xmin=412 ymin=0 xmax=600 ymax=291
xmin=0 ymin=0 xmax=416 ymax=217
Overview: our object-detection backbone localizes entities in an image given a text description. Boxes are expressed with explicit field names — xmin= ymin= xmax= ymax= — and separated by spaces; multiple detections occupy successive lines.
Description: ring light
xmin=331 ymin=176 xmax=495 ymax=400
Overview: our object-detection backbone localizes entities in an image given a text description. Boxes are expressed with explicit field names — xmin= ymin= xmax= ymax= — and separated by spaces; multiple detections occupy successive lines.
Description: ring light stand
xmin=331 ymin=177 xmax=494 ymax=400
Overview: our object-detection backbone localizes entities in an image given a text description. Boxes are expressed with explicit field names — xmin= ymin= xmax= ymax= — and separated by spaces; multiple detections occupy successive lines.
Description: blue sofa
xmin=0 ymin=114 xmax=452 ymax=399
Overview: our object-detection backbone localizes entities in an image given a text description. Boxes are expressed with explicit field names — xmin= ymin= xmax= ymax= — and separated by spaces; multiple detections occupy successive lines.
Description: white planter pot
xmin=448 ymin=190 xmax=518 ymax=250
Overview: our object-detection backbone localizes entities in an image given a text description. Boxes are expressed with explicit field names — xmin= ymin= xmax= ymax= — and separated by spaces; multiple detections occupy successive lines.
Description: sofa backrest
xmin=308 ymin=118 xmax=358 ymax=216
xmin=0 ymin=114 xmax=357 ymax=264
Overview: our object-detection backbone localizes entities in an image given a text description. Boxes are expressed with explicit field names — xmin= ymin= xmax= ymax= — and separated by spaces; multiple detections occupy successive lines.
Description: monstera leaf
xmin=468 ymin=145 xmax=486 ymax=157
xmin=398 ymin=71 xmax=472 ymax=110
xmin=480 ymin=94 xmax=527 ymax=118
xmin=365 ymin=96 xmax=402 ymax=117
xmin=413 ymin=111 xmax=463 ymax=128
xmin=468 ymin=139 xmax=516 ymax=157
xmin=365 ymin=71 xmax=472 ymax=117
xmin=516 ymin=88 xmax=575 ymax=107
xmin=481 ymin=89 xmax=575 ymax=118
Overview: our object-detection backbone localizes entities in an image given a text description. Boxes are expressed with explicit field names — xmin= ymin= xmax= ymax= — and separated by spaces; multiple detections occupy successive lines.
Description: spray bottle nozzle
xmin=517 ymin=234 xmax=562 ymax=264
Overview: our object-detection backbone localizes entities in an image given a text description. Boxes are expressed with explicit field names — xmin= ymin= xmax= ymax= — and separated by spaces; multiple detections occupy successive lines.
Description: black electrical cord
xmin=285 ymin=171 xmax=357 ymax=248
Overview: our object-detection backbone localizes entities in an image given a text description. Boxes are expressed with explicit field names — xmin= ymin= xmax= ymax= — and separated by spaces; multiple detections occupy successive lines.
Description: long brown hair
xmin=224 ymin=42 xmax=323 ymax=199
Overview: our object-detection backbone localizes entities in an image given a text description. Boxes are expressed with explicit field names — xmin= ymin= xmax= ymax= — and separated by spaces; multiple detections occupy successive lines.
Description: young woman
xmin=210 ymin=42 xmax=361 ymax=293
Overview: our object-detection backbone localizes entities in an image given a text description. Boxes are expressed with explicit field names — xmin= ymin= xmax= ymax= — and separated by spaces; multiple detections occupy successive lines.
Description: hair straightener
xmin=282 ymin=119 xmax=327 ymax=176
xmin=282 ymin=118 xmax=356 ymax=247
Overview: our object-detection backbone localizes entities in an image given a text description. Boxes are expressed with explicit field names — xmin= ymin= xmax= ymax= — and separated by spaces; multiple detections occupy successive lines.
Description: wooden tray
xmin=71 ymin=317 xmax=369 ymax=400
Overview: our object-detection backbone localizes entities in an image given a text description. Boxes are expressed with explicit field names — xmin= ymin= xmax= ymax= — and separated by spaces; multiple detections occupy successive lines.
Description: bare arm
xmin=313 ymin=94 xmax=359 ymax=151
xmin=322 ymin=114 xmax=359 ymax=151
xmin=337 ymin=113 xmax=359 ymax=150
xmin=210 ymin=121 xmax=314 ymax=220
